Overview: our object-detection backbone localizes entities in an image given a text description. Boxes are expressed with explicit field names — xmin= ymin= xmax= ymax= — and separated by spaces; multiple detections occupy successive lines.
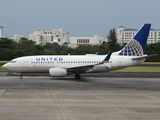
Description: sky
xmin=0 ymin=0 xmax=160 ymax=38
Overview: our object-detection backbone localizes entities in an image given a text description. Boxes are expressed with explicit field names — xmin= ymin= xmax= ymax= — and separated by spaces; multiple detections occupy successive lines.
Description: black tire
xmin=75 ymin=74 xmax=81 ymax=80
xmin=19 ymin=75 xmax=23 ymax=79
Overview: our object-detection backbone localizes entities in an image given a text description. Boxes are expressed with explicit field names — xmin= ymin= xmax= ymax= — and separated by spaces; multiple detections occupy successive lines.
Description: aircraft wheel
xmin=19 ymin=75 xmax=23 ymax=79
xmin=75 ymin=74 xmax=81 ymax=80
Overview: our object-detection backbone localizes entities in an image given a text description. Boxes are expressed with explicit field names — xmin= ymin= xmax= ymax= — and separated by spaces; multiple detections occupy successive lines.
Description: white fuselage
xmin=2 ymin=23 xmax=151 ymax=79
xmin=3 ymin=54 xmax=145 ymax=74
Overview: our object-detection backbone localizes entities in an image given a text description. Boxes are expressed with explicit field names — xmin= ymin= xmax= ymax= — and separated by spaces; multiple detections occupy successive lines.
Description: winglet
xmin=104 ymin=51 xmax=112 ymax=61
xmin=96 ymin=51 xmax=99 ymax=55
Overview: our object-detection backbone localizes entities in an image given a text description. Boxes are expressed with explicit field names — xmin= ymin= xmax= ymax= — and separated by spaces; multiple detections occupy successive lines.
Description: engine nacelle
xmin=49 ymin=68 xmax=67 ymax=77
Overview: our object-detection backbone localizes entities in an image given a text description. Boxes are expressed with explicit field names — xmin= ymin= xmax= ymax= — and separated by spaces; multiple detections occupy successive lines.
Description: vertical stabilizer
xmin=118 ymin=24 xmax=151 ymax=56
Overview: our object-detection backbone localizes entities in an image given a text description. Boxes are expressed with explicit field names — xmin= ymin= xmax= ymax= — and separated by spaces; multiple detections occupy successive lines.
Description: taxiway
xmin=0 ymin=76 xmax=160 ymax=120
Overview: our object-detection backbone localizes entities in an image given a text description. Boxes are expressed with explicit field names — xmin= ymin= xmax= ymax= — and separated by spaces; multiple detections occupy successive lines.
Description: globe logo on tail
xmin=119 ymin=39 xmax=143 ymax=56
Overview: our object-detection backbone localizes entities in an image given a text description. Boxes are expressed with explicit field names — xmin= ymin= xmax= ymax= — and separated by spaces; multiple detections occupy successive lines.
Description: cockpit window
xmin=10 ymin=61 xmax=17 ymax=63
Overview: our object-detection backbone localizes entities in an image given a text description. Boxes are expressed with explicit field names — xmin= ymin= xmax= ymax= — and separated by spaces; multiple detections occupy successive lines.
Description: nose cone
xmin=2 ymin=64 xmax=5 ymax=69
xmin=2 ymin=63 xmax=8 ymax=70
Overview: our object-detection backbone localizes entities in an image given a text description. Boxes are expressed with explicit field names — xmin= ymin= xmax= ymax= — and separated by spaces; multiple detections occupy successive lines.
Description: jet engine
xmin=49 ymin=68 xmax=67 ymax=77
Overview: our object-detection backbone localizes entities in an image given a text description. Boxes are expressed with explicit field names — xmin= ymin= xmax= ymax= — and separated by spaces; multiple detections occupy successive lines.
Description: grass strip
xmin=114 ymin=66 xmax=160 ymax=72
xmin=0 ymin=66 xmax=6 ymax=72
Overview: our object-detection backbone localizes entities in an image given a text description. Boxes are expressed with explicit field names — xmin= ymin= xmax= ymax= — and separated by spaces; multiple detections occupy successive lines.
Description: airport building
xmin=28 ymin=25 xmax=160 ymax=48
xmin=11 ymin=34 xmax=24 ymax=42
xmin=29 ymin=28 xmax=106 ymax=48
xmin=69 ymin=35 xmax=106 ymax=48
xmin=117 ymin=26 xmax=160 ymax=44
xmin=0 ymin=25 xmax=3 ymax=38
xmin=29 ymin=28 xmax=71 ymax=45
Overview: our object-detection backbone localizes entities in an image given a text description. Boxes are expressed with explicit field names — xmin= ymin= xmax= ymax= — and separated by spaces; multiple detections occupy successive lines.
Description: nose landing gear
xmin=13 ymin=72 xmax=23 ymax=79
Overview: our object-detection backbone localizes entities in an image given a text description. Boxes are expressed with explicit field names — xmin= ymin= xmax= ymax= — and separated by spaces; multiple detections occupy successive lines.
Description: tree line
xmin=0 ymin=29 xmax=159 ymax=62
xmin=0 ymin=37 xmax=120 ymax=59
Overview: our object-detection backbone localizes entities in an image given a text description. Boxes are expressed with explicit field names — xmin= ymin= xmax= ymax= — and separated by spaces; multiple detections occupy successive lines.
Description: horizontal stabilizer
xmin=132 ymin=54 xmax=158 ymax=60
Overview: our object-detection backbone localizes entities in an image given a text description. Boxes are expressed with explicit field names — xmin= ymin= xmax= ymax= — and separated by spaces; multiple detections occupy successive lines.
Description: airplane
xmin=2 ymin=24 xmax=156 ymax=79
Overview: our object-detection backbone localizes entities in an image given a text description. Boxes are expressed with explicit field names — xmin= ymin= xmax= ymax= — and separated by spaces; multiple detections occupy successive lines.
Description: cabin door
xmin=22 ymin=58 xmax=29 ymax=72
xmin=23 ymin=58 xmax=28 ymax=67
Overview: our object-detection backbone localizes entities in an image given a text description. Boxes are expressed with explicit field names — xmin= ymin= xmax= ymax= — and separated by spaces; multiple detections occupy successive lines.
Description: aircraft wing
xmin=67 ymin=65 xmax=95 ymax=73
xmin=66 ymin=51 xmax=112 ymax=72
xmin=132 ymin=54 xmax=158 ymax=60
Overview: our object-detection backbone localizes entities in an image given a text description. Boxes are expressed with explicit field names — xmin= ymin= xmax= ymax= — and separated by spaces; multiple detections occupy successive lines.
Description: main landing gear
xmin=75 ymin=74 xmax=81 ymax=80
xmin=19 ymin=75 xmax=23 ymax=79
